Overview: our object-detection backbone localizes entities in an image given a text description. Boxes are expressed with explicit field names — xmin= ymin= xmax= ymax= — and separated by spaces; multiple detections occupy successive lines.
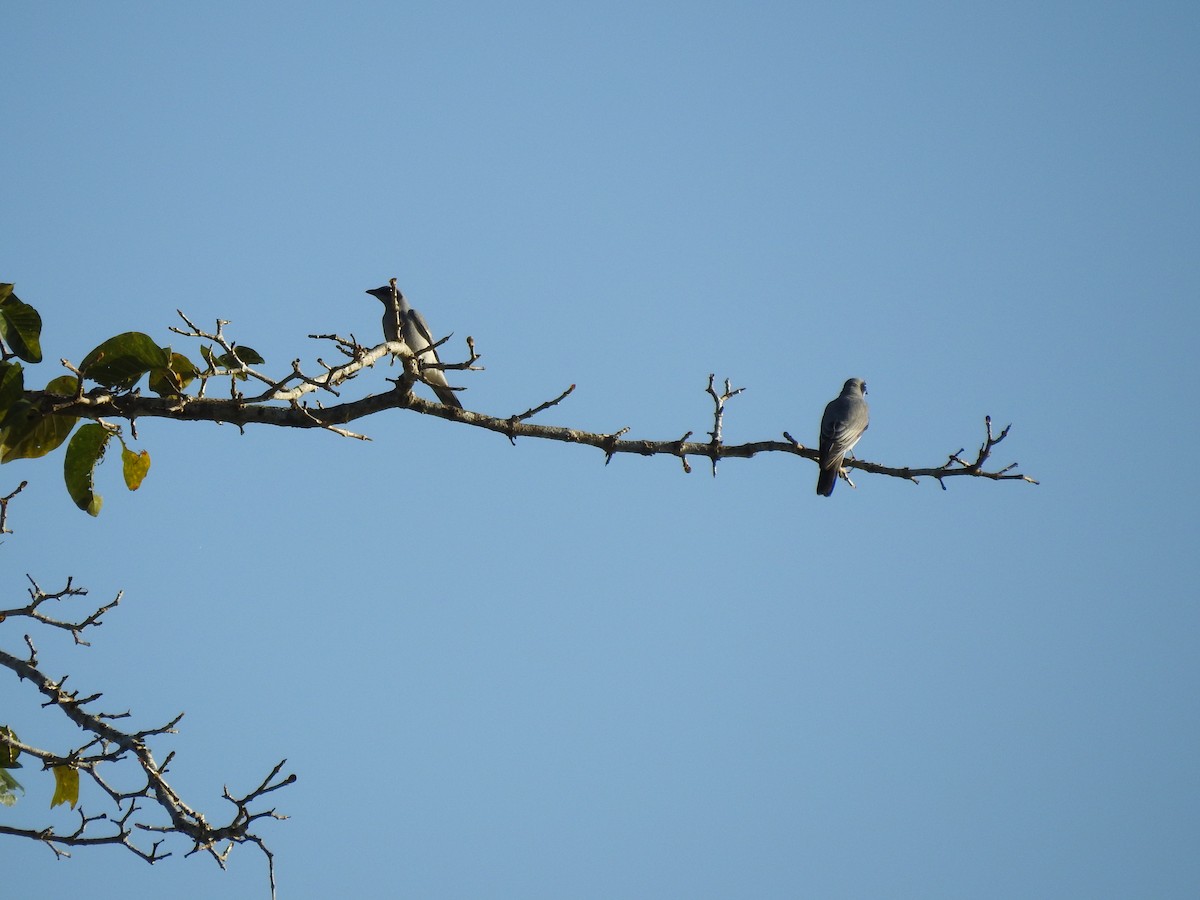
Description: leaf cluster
xmin=0 ymin=725 xmax=24 ymax=807
xmin=0 ymin=726 xmax=80 ymax=811
xmin=0 ymin=284 xmax=259 ymax=515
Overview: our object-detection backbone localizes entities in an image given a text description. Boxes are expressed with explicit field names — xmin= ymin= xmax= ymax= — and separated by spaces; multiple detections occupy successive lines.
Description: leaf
xmin=0 ymin=373 xmax=78 ymax=457
xmin=63 ymin=423 xmax=110 ymax=515
xmin=201 ymin=343 xmax=264 ymax=374
xmin=0 ymin=285 xmax=44 ymax=363
xmin=0 ymin=767 xmax=22 ymax=805
xmin=121 ymin=443 xmax=151 ymax=490
xmin=79 ymin=332 xmax=169 ymax=390
xmin=208 ymin=345 xmax=265 ymax=382
xmin=0 ymin=725 xmax=20 ymax=768
xmin=0 ymin=397 xmax=35 ymax=434
xmin=149 ymin=351 xmax=199 ymax=397
xmin=0 ymin=400 xmax=77 ymax=463
xmin=43 ymin=374 xmax=81 ymax=398
xmin=0 ymin=374 xmax=79 ymax=463
xmin=50 ymin=765 xmax=79 ymax=809
xmin=0 ymin=360 xmax=24 ymax=417
xmin=217 ymin=345 xmax=265 ymax=367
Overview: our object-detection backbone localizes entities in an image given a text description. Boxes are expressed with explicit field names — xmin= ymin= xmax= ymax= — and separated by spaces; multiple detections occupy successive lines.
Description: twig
xmin=505 ymin=385 xmax=576 ymax=444
xmin=0 ymin=481 xmax=28 ymax=535
xmin=704 ymin=374 xmax=745 ymax=477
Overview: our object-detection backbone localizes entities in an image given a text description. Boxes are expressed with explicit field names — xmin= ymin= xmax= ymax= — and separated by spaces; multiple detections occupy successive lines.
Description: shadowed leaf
xmin=217 ymin=345 xmax=265 ymax=367
xmin=0 ymin=361 xmax=24 ymax=417
xmin=79 ymin=332 xmax=169 ymax=389
xmin=63 ymin=423 xmax=110 ymax=515
xmin=0 ymin=285 xmax=44 ymax=363
xmin=1 ymin=383 xmax=78 ymax=463
xmin=0 ymin=726 xmax=20 ymax=768
xmin=43 ymin=374 xmax=81 ymax=398
xmin=149 ymin=351 xmax=199 ymax=396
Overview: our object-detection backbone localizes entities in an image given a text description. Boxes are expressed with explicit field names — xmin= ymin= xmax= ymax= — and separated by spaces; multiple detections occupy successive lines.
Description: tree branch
xmin=0 ymin=481 xmax=28 ymax=536
xmin=0 ymin=580 xmax=292 ymax=897
xmin=29 ymin=366 xmax=1035 ymax=488
xmin=22 ymin=306 xmax=1038 ymax=489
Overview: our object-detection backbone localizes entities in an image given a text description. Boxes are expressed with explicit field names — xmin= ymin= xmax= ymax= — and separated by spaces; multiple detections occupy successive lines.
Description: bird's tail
xmin=816 ymin=465 xmax=838 ymax=497
xmin=433 ymin=385 xmax=463 ymax=409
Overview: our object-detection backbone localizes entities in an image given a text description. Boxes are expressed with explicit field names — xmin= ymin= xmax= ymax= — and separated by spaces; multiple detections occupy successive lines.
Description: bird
xmin=817 ymin=378 xmax=869 ymax=497
xmin=365 ymin=285 xmax=463 ymax=408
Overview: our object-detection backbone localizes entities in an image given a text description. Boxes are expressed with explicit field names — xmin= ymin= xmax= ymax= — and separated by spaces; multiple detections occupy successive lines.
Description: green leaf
xmin=0 ymin=376 xmax=82 ymax=468
xmin=79 ymin=332 xmax=169 ymax=390
xmin=217 ymin=345 xmax=265 ymax=367
xmin=0 ymin=286 xmax=44 ymax=363
xmin=0 ymin=726 xmax=20 ymax=768
xmin=0 ymin=397 xmax=35 ymax=434
xmin=0 ymin=400 xmax=77 ymax=463
xmin=63 ymin=423 xmax=110 ymax=515
xmin=1 ymin=726 xmax=27 ymax=804
xmin=50 ymin=765 xmax=79 ymax=809
xmin=0 ymin=767 xmax=22 ymax=805
xmin=43 ymin=374 xmax=81 ymax=398
xmin=121 ymin=443 xmax=151 ymax=490
xmin=0 ymin=374 xmax=80 ymax=464
xmin=0 ymin=361 xmax=24 ymax=417
xmin=149 ymin=351 xmax=199 ymax=397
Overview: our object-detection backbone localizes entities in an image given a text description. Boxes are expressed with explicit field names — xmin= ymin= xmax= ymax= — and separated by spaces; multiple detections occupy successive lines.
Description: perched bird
xmin=817 ymin=378 xmax=869 ymax=497
xmin=365 ymin=285 xmax=463 ymax=408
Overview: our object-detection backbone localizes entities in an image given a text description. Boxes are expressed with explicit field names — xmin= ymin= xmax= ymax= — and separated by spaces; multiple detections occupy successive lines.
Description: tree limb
xmin=0 ymin=579 xmax=292 ymax=898
xmin=29 ymin=373 xmax=1035 ymax=487
xmin=22 ymin=313 xmax=1036 ymax=489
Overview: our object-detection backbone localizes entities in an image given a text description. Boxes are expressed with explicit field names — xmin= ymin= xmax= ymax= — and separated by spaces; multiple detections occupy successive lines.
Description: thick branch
xmin=28 ymin=367 xmax=1034 ymax=487
xmin=28 ymin=309 xmax=1036 ymax=488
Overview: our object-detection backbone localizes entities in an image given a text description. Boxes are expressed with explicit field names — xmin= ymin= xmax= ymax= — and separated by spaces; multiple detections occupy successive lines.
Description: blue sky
xmin=4 ymin=2 xmax=1198 ymax=897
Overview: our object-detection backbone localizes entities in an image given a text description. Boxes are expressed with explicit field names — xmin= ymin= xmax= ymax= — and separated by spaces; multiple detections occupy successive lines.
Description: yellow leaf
xmin=50 ymin=764 xmax=79 ymax=809
xmin=121 ymin=444 xmax=151 ymax=490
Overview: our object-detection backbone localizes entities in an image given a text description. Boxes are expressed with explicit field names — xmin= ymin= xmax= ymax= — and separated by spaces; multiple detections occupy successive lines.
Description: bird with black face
xmin=817 ymin=378 xmax=869 ymax=497
xmin=365 ymin=285 xmax=463 ymax=409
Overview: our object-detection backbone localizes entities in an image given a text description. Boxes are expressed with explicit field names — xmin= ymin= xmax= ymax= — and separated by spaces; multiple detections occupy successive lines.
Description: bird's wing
xmin=820 ymin=400 xmax=867 ymax=461
xmin=403 ymin=307 xmax=439 ymax=356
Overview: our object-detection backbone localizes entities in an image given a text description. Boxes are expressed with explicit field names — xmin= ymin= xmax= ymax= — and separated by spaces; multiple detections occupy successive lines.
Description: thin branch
xmin=0 ymin=481 xmax=28 ymax=535
xmin=504 ymin=384 xmax=576 ymax=445
xmin=704 ymin=374 xmax=745 ymax=477
xmin=0 ymin=577 xmax=119 ymax=646
xmin=1 ymin=585 xmax=291 ymax=898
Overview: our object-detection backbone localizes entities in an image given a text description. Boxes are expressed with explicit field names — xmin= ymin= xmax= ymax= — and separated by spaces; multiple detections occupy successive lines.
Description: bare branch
xmin=504 ymin=384 xmax=577 ymax=445
xmin=704 ymin=374 xmax=745 ymax=477
xmin=0 ymin=577 xmax=119 ymax=645
xmin=28 ymin=369 xmax=1035 ymax=488
xmin=1 ymin=584 xmax=291 ymax=898
xmin=0 ymin=481 xmax=28 ymax=535
xmin=26 ymin=304 xmax=1039 ymax=488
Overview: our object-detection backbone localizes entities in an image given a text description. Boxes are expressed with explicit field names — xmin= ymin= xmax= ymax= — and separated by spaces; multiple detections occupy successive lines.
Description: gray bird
xmin=817 ymin=377 xmax=869 ymax=497
xmin=365 ymin=285 xmax=463 ymax=408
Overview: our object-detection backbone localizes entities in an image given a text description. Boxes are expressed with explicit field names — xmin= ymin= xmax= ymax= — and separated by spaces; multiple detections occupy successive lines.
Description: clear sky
xmin=4 ymin=2 xmax=1198 ymax=898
